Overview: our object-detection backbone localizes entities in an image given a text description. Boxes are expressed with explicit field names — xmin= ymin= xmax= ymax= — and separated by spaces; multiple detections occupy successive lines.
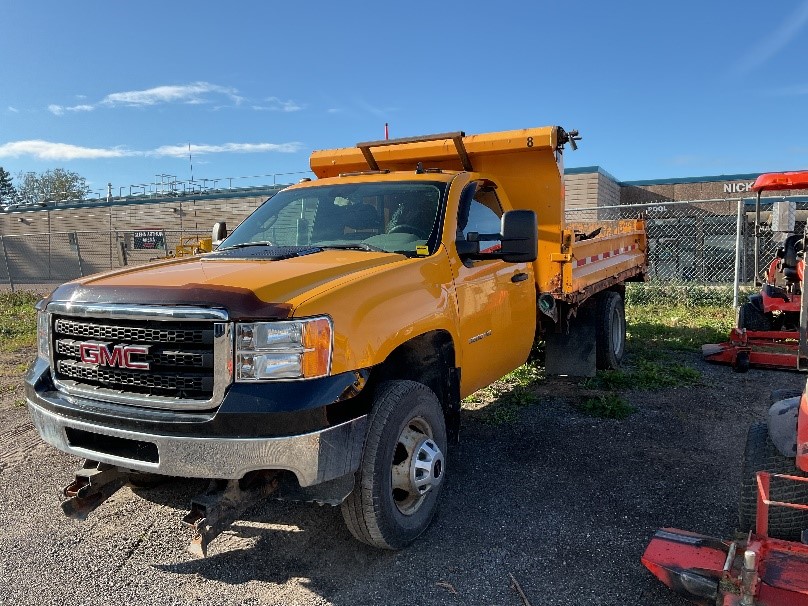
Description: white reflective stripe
xmin=573 ymin=244 xmax=638 ymax=268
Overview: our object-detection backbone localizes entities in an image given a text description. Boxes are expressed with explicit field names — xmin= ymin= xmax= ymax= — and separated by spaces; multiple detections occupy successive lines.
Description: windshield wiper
xmin=319 ymin=243 xmax=387 ymax=253
xmin=218 ymin=240 xmax=276 ymax=250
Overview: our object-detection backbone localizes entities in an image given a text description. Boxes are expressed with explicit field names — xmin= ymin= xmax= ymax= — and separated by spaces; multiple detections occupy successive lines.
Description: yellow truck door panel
xmin=453 ymin=260 xmax=536 ymax=396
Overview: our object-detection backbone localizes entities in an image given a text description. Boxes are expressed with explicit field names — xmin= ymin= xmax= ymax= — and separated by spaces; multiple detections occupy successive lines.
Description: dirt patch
xmin=0 ymin=348 xmax=799 ymax=606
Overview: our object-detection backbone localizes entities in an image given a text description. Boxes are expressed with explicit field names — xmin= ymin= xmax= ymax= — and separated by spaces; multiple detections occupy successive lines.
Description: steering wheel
xmin=388 ymin=224 xmax=430 ymax=239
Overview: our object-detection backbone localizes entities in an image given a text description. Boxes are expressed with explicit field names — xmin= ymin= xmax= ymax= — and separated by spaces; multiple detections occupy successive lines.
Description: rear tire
xmin=341 ymin=380 xmax=447 ymax=549
xmin=738 ymin=422 xmax=808 ymax=540
xmin=596 ymin=291 xmax=625 ymax=370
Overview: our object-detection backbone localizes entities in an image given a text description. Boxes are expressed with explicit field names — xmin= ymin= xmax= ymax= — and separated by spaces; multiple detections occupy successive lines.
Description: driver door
xmin=450 ymin=181 xmax=536 ymax=395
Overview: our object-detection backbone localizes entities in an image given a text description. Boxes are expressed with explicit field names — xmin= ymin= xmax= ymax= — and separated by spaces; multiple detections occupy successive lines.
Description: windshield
xmin=221 ymin=181 xmax=447 ymax=255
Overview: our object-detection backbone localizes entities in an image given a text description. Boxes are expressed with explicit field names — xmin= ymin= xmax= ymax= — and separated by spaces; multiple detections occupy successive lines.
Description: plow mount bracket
xmin=182 ymin=470 xmax=280 ymax=558
xmin=61 ymin=459 xmax=127 ymax=520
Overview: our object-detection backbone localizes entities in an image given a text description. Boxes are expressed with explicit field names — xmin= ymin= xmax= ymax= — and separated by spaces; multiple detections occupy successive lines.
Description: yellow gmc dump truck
xmin=26 ymin=126 xmax=647 ymax=554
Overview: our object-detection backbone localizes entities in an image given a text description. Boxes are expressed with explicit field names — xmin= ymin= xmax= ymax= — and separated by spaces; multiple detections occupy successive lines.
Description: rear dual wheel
xmin=596 ymin=291 xmax=625 ymax=370
xmin=341 ymin=380 xmax=447 ymax=549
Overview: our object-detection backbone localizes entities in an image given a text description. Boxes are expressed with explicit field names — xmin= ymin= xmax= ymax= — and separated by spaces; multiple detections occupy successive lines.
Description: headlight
xmin=37 ymin=309 xmax=50 ymax=361
xmin=235 ymin=316 xmax=332 ymax=381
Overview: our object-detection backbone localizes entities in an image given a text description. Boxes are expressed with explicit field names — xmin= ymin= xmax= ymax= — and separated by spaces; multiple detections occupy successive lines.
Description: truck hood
xmin=47 ymin=250 xmax=405 ymax=319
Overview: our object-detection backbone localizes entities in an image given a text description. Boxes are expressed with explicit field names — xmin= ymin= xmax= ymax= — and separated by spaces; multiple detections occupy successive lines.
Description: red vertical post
xmin=385 ymin=123 xmax=389 ymax=140
xmin=756 ymin=471 xmax=770 ymax=537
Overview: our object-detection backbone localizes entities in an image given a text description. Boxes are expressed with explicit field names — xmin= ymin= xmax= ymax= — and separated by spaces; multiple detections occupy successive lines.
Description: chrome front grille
xmin=54 ymin=318 xmax=210 ymax=344
xmin=56 ymin=359 xmax=212 ymax=392
xmin=47 ymin=303 xmax=232 ymax=411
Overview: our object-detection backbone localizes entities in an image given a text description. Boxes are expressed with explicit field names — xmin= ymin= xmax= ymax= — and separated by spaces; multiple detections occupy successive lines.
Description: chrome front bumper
xmin=27 ymin=399 xmax=367 ymax=485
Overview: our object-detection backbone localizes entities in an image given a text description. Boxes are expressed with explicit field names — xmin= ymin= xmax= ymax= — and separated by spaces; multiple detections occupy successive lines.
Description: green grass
xmin=463 ymin=361 xmax=544 ymax=425
xmin=0 ymin=291 xmax=40 ymax=351
xmin=626 ymin=303 xmax=734 ymax=355
xmin=582 ymin=359 xmax=702 ymax=390
xmin=575 ymin=393 xmax=636 ymax=420
xmin=468 ymin=293 xmax=735 ymax=424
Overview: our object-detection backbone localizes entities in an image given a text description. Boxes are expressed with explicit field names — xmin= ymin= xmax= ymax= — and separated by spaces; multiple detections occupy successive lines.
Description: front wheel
xmin=341 ymin=380 xmax=447 ymax=549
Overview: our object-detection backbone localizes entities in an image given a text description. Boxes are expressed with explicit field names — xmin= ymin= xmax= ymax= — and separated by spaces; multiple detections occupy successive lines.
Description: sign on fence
xmin=133 ymin=230 xmax=166 ymax=250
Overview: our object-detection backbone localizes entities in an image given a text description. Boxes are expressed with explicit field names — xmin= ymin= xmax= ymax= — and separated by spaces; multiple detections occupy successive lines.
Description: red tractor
xmin=642 ymin=383 xmax=808 ymax=604
xmin=703 ymin=171 xmax=808 ymax=372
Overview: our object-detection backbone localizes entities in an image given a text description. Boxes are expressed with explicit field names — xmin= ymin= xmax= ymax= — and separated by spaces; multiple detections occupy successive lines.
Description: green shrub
xmin=0 ymin=291 xmax=41 ymax=350
xmin=576 ymin=394 xmax=636 ymax=419
xmin=626 ymin=283 xmax=755 ymax=308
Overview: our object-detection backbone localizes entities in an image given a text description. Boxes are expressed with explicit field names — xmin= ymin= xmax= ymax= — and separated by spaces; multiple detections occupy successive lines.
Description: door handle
xmin=511 ymin=272 xmax=528 ymax=283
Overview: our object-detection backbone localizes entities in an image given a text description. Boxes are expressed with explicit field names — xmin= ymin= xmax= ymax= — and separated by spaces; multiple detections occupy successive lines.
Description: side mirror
xmin=500 ymin=210 xmax=537 ymax=263
xmin=212 ymin=222 xmax=227 ymax=249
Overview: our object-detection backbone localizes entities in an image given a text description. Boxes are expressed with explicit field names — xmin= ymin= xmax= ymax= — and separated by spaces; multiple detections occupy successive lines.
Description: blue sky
xmin=1 ymin=1 xmax=807 ymax=194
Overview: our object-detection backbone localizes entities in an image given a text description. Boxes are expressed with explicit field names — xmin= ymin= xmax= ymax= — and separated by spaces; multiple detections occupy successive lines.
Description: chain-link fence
xmin=566 ymin=197 xmax=808 ymax=286
xmin=3 ymin=196 xmax=805 ymax=291
xmin=0 ymin=230 xmax=209 ymax=290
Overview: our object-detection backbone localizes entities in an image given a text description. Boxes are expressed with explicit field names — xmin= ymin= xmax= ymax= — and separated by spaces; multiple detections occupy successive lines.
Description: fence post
xmin=69 ymin=231 xmax=85 ymax=277
xmin=733 ymin=198 xmax=743 ymax=309
xmin=0 ymin=236 xmax=14 ymax=292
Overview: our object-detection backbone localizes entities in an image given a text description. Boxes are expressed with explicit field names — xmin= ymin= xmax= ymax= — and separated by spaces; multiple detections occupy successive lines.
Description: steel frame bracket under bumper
xmin=61 ymin=459 xmax=127 ymax=519
xmin=181 ymin=470 xmax=281 ymax=557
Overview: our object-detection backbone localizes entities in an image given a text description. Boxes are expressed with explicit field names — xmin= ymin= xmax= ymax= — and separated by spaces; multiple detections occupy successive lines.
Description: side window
xmin=458 ymin=182 xmax=503 ymax=253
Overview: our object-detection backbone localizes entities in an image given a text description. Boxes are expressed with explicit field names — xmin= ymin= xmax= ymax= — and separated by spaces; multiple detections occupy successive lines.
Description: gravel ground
xmin=0 ymin=348 xmax=801 ymax=606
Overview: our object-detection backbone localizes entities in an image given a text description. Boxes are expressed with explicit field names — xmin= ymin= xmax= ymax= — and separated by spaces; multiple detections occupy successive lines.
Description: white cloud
xmin=356 ymin=98 xmax=398 ymax=118
xmin=0 ymin=140 xmax=134 ymax=160
xmin=327 ymin=108 xmax=343 ymax=114
xmin=151 ymin=142 xmax=303 ymax=157
xmin=252 ymin=97 xmax=303 ymax=112
xmin=7 ymin=106 xmax=19 ymax=113
xmin=101 ymin=82 xmax=243 ymax=107
xmin=734 ymin=0 xmax=808 ymax=74
xmin=49 ymin=103 xmax=96 ymax=116
xmin=0 ymin=139 xmax=304 ymax=161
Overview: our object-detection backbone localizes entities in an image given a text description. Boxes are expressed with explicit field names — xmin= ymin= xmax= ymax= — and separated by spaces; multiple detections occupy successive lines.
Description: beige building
xmin=1 ymin=169 xmax=805 ymax=286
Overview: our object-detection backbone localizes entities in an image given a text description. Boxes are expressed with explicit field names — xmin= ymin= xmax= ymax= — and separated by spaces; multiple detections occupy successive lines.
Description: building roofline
xmin=565 ymin=165 xmax=621 ymax=183
xmin=622 ymin=172 xmax=763 ymax=186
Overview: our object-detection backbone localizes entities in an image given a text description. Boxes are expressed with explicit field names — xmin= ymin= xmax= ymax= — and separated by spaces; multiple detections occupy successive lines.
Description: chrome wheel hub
xmin=391 ymin=418 xmax=445 ymax=515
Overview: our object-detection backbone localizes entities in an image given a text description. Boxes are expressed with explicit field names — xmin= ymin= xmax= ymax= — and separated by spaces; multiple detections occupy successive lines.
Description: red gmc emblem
xmin=79 ymin=342 xmax=150 ymax=370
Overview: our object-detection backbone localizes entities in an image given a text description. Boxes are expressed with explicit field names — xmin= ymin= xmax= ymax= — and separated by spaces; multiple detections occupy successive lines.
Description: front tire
xmin=341 ymin=380 xmax=447 ymax=549
xmin=738 ymin=422 xmax=808 ymax=540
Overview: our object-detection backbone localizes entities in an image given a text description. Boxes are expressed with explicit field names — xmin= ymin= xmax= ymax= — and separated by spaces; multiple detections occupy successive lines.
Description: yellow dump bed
xmin=311 ymin=126 xmax=647 ymax=303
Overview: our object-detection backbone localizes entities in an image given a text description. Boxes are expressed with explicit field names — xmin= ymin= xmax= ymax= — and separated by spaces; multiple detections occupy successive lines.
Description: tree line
xmin=0 ymin=167 xmax=91 ymax=207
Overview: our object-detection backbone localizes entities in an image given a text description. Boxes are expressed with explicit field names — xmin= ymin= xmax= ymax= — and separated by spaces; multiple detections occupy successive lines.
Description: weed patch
xmin=0 ymin=291 xmax=40 ymax=351
xmin=576 ymin=394 xmax=636 ymax=420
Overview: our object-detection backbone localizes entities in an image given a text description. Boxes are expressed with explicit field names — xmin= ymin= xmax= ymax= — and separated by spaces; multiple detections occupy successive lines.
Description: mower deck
xmin=702 ymin=328 xmax=800 ymax=372
xmin=643 ymin=471 xmax=808 ymax=605
xmin=643 ymin=528 xmax=808 ymax=605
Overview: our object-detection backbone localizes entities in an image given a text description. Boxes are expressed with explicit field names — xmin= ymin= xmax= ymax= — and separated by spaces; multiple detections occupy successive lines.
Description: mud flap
xmin=544 ymin=304 xmax=596 ymax=377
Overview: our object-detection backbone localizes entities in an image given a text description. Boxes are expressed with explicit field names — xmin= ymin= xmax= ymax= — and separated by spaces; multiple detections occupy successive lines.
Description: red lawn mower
xmin=703 ymin=171 xmax=808 ymax=372
xmin=643 ymin=382 xmax=808 ymax=604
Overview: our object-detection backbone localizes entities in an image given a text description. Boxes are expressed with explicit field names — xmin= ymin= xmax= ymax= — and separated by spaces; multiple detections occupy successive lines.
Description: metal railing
xmin=4 ymin=170 xmax=313 ymax=210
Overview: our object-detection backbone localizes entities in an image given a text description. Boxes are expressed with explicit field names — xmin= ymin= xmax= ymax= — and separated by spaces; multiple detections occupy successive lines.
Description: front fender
xmin=290 ymin=246 xmax=460 ymax=374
